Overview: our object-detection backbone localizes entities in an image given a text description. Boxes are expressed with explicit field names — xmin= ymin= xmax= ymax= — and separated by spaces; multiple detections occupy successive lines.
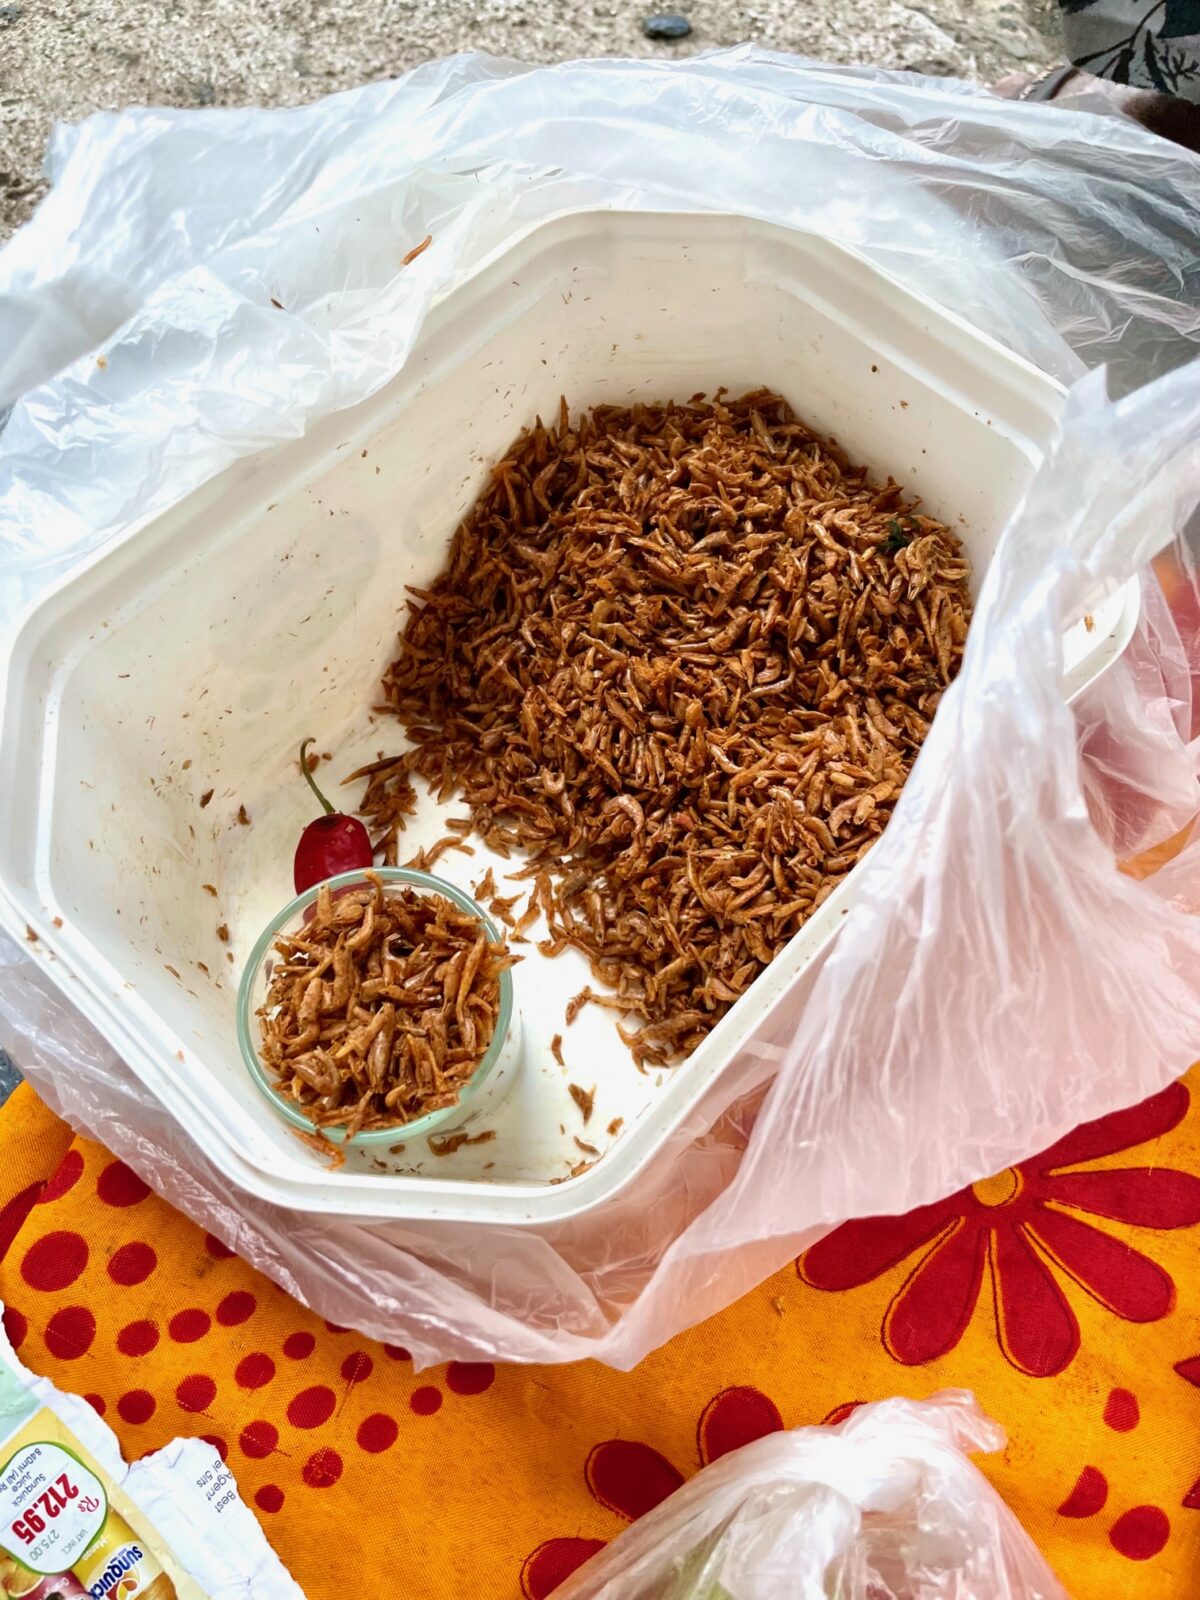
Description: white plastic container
xmin=0 ymin=210 xmax=1138 ymax=1224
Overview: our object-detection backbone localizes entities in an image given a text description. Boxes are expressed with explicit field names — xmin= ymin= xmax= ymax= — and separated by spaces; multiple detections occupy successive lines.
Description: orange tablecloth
xmin=1 ymin=1073 xmax=1198 ymax=1598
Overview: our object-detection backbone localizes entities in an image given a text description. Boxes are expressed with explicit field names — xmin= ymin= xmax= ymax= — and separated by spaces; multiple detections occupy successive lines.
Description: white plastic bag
xmin=540 ymin=1394 xmax=1066 ymax=1600
xmin=4 ymin=50 xmax=1200 ymax=1367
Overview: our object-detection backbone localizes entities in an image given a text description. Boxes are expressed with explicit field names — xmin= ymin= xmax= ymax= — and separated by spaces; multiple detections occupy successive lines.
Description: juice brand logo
xmin=87 ymin=1546 xmax=145 ymax=1598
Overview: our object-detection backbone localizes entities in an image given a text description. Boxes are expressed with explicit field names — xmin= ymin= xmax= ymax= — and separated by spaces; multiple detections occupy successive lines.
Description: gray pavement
xmin=0 ymin=1051 xmax=19 ymax=1107
xmin=0 ymin=0 xmax=1059 ymax=239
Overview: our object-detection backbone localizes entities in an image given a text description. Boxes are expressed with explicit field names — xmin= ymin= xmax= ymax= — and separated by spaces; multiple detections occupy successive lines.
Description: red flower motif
xmin=520 ymin=1387 xmax=782 ymax=1599
xmin=798 ymin=1083 xmax=1200 ymax=1378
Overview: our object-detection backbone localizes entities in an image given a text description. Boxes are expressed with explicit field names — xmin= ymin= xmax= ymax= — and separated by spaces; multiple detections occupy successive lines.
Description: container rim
xmin=235 ymin=866 xmax=514 ymax=1148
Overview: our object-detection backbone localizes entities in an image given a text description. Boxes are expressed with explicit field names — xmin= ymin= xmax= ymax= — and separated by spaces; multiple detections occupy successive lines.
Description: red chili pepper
xmin=293 ymin=738 xmax=374 ymax=894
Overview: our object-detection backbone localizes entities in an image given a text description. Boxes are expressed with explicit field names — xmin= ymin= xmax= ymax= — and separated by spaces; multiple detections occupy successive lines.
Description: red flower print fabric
xmin=521 ymin=1387 xmax=783 ymax=1598
xmin=4 ymin=1065 xmax=1200 ymax=1600
xmin=798 ymin=1084 xmax=1200 ymax=1376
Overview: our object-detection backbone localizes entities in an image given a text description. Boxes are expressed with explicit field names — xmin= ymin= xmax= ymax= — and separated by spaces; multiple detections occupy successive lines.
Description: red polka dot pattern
xmin=1104 ymin=1389 xmax=1140 ymax=1432
xmin=176 ymin=1374 xmax=217 ymax=1413
xmin=283 ymin=1331 xmax=315 ymax=1360
xmin=341 ymin=1351 xmax=373 ymax=1385
xmin=357 ymin=1413 xmax=399 ymax=1454
xmin=410 ymin=1386 xmax=442 ymax=1416
xmin=1057 ymin=1467 xmax=1109 ymax=1518
xmin=169 ymin=1309 xmax=211 ymax=1343
xmin=235 ymin=1353 xmax=275 ymax=1391
xmin=447 ymin=1361 xmax=495 ymax=1396
xmin=84 ymin=1394 xmax=106 ymax=1417
xmin=201 ymin=1435 xmax=228 ymax=1463
xmin=38 ymin=1149 xmax=84 ymax=1204
xmin=383 ymin=1343 xmax=411 ymax=1361
xmin=96 ymin=1161 xmax=150 ymax=1208
xmin=1109 ymin=1505 xmax=1170 ymax=1560
xmin=255 ymin=1485 xmax=285 ymax=1514
xmin=0 ymin=1185 xmax=45 ymax=1261
xmin=44 ymin=1306 xmax=96 ymax=1361
xmin=117 ymin=1320 xmax=160 ymax=1357
xmin=204 ymin=1233 xmax=235 ymax=1259
xmin=21 ymin=1230 xmax=88 ymax=1292
xmin=302 ymin=1448 xmax=343 ymax=1488
xmin=288 ymin=1386 xmax=337 ymax=1429
xmin=117 ymin=1390 xmax=156 ymax=1425
xmin=240 ymin=1420 xmax=279 ymax=1460
xmin=3 ymin=1307 xmax=27 ymax=1352
xmin=323 ymin=1321 xmax=349 ymax=1334
xmin=108 ymin=1241 xmax=157 ymax=1286
xmin=216 ymin=1290 xmax=256 ymax=1327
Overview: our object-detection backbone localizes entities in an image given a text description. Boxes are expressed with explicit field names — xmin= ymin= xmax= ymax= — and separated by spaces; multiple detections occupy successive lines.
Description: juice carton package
xmin=0 ymin=1313 xmax=304 ymax=1599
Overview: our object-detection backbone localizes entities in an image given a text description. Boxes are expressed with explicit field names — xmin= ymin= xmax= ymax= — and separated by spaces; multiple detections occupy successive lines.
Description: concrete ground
xmin=0 ymin=0 xmax=1060 ymax=238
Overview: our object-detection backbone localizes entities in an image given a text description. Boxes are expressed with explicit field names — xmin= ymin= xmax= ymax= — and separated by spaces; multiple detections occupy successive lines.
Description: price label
xmin=0 ymin=1443 xmax=107 ymax=1574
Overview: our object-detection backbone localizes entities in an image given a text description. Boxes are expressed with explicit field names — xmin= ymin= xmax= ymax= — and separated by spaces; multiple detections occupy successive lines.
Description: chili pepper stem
xmin=299 ymin=738 xmax=334 ymax=815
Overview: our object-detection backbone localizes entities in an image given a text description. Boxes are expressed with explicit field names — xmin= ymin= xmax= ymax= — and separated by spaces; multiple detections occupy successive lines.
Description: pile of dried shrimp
xmin=363 ymin=390 xmax=970 ymax=1069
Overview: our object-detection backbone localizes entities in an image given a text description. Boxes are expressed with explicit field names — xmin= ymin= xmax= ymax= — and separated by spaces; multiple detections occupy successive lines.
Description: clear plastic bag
xmin=4 ymin=51 xmax=1200 ymax=1367
xmin=543 ymin=1393 xmax=1066 ymax=1600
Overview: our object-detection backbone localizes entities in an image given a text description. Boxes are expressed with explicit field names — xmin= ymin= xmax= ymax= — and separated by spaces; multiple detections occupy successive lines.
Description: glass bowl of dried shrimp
xmin=237 ymin=867 xmax=520 ymax=1152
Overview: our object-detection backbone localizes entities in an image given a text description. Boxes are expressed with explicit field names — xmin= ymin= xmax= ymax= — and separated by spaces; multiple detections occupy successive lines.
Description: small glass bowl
xmin=237 ymin=866 xmax=518 ymax=1149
